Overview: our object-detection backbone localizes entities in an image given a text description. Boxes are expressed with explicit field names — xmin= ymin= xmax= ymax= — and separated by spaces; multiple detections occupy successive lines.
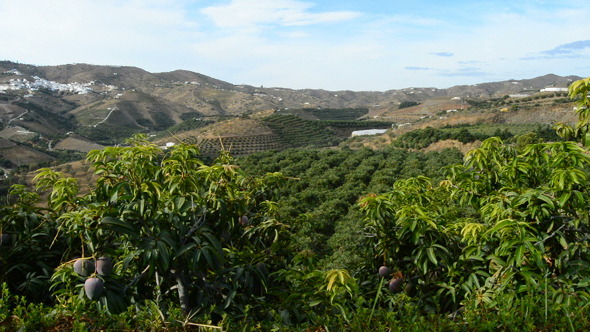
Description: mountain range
xmin=0 ymin=60 xmax=583 ymax=166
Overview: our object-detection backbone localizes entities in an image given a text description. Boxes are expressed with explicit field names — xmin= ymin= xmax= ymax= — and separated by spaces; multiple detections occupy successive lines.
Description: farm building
xmin=351 ymin=129 xmax=388 ymax=137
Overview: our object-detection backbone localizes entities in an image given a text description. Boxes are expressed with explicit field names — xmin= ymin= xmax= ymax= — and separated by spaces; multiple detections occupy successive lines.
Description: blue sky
xmin=0 ymin=0 xmax=589 ymax=91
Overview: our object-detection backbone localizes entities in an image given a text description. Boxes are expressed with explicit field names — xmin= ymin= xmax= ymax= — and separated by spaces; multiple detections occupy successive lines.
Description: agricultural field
xmin=282 ymin=107 xmax=370 ymax=121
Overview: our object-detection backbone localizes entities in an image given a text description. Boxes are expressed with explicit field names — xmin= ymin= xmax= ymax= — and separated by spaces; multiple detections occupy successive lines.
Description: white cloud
xmin=201 ymin=0 xmax=360 ymax=28
xmin=431 ymin=52 xmax=454 ymax=57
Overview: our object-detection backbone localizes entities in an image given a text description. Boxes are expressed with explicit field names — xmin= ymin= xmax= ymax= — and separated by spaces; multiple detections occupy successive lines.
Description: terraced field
xmin=152 ymin=112 xmax=394 ymax=156
xmin=195 ymin=134 xmax=284 ymax=156
xmin=263 ymin=114 xmax=339 ymax=148
xmin=152 ymin=118 xmax=214 ymax=139
xmin=284 ymin=107 xmax=369 ymax=120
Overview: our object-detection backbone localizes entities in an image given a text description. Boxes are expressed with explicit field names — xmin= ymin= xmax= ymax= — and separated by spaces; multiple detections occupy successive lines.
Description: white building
xmin=540 ymin=87 xmax=568 ymax=92
xmin=351 ymin=129 xmax=388 ymax=137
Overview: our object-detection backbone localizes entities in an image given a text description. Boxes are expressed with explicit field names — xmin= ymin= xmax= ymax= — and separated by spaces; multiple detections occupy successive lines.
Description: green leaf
xmin=202 ymin=232 xmax=222 ymax=252
xmin=432 ymin=243 xmax=450 ymax=254
xmin=559 ymin=236 xmax=569 ymax=250
xmin=537 ymin=194 xmax=554 ymax=208
xmin=101 ymin=216 xmax=139 ymax=237
xmin=157 ymin=241 xmax=170 ymax=270
xmin=577 ymin=278 xmax=590 ymax=287
xmin=174 ymin=243 xmax=197 ymax=259
xmin=139 ymin=199 xmax=146 ymax=216
xmin=426 ymin=247 xmax=438 ymax=265
xmin=466 ymin=254 xmax=484 ymax=261
xmin=515 ymin=244 xmax=524 ymax=266
xmin=546 ymin=220 xmax=555 ymax=233
xmin=109 ymin=182 xmax=129 ymax=203
xmin=224 ymin=290 xmax=236 ymax=309
xmin=308 ymin=299 xmax=322 ymax=307
xmin=486 ymin=219 xmax=514 ymax=236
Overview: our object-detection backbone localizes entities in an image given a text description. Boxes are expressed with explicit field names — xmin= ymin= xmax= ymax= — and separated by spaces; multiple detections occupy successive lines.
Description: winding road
xmin=93 ymin=107 xmax=117 ymax=127
xmin=7 ymin=109 xmax=28 ymax=126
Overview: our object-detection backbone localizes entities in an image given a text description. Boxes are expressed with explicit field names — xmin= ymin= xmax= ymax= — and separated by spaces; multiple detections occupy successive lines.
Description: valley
xmin=0 ymin=60 xmax=580 ymax=170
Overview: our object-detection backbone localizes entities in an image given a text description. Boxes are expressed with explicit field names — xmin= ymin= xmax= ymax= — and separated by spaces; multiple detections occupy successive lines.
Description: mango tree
xmin=35 ymin=135 xmax=288 ymax=318
xmin=360 ymin=77 xmax=590 ymax=314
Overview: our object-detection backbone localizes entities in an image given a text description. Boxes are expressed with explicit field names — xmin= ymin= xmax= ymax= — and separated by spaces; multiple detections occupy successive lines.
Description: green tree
xmin=7 ymin=135 xmax=290 ymax=320
xmin=360 ymin=77 xmax=590 ymax=314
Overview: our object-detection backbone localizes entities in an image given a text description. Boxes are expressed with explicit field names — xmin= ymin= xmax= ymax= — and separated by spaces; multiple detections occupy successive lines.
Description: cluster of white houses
xmin=0 ymin=76 xmax=93 ymax=94
xmin=1 ymin=69 xmax=94 ymax=94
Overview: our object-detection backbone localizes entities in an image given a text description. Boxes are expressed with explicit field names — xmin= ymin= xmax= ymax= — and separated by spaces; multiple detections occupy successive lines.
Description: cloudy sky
xmin=0 ymin=0 xmax=589 ymax=91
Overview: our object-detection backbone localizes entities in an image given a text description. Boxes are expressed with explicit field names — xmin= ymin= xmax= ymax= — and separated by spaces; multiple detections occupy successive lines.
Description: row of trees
xmin=238 ymin=146 xmax=463 ymax=271
xmin=392 ymin=124 xmax=560 ymax=149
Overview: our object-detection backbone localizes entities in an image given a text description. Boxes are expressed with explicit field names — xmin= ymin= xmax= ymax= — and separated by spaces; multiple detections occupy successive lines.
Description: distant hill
xmin=0 ymin=60 xmax=583 ymax=165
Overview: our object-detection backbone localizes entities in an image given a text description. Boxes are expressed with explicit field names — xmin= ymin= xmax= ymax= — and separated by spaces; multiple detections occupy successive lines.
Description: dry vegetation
xmin=423 ymin=139 xmax=482 ymax=154
xmin=1 ymin=145 xmax=54 ymax=165
xmin=54 ymin=137 xmax=105 ymax=153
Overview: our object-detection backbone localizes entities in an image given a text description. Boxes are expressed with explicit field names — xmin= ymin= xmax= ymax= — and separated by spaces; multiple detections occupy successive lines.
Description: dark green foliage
xmin=134 ymin=118 xmax=152 ymax=127
xmin=534 ymin=124 xmax=563 ymax=142
xmin=465 ymin=92 xmax=572 ymax=110
xmin=3 ymin=278 xmax=590 ymax=330
xmin=77 ymin=123 xmax=140 ymax=144
xmin=46 ymin=149 xmax=86 ymax=165
xmin=466 ymin=98 xmax=494 ymax=108
xmin=392 ymin=127 xmax=458 ymax=149
xmin=238 ymin=146 xmax=463 ymax=271
xmin=362 ymin=137 xmax=590 ymax=315
xmin=190 ymin=134 xmax=285 ymax=157
xmin=0 ymin=156 xmax=13 ymax=168
xmin=286 ymin=107 xmax=369 ymax=120
xmin=393 ymin=124 xmax=563 ymax=150
xmin=152 ymin=118 xmax=215 ymax=140
xmin=150 ymin=111 xmax=175 ymax=130
xmin=0 ymin=137 xmax=293 ymax=324
xmin=75 ymin=108 xmax=174 ymax=144
xmin=0 ymin=185 xmax=62 ymax=303
xmin=179 ymin=111 xmax=204 ymax=121
xmin=399 ymin=101 xmax=419 ymax=109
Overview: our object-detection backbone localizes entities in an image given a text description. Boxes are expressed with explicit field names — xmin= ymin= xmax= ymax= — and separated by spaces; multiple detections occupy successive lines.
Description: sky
xmin=0 ymin=0 xmax=589 ymax=91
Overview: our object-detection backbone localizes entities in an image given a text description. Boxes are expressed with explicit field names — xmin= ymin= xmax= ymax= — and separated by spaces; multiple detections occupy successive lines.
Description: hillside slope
xmin=0 ymin=60 xmax=583 ymax=164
